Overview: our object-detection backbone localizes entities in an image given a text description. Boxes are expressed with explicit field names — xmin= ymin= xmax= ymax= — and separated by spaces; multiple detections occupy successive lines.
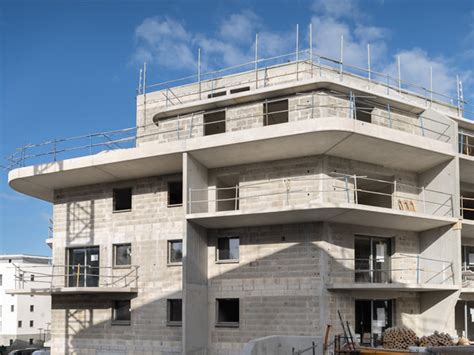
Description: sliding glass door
xmin=355 ymin=236 xmax=391 ymax=283
xmin=68 ymin=247 xmax=100 ymax=287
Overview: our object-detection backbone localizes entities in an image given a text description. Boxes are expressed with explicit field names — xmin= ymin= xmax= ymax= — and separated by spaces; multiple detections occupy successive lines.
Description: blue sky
xmin=0 ymin=0 xmax=473 ymax=256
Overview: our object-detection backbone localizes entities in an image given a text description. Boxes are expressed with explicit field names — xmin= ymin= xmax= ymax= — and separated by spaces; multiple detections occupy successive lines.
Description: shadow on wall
xmin=53 ymin=221 xmax=457 ymax=354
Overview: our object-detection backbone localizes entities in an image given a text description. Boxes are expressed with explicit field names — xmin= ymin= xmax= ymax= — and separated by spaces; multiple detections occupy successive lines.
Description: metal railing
xmin=3 ymin=91 xmax=453 ymax=169
xmin=12 ymin=263 xmax=139 ymax=290
xmin=461 ymin=196 xmax=474 ymax=220
xmin=142 ymin=48 xmax=473 ymax=121
xmin=329 ymin=254 xmax=454 ymax=285
xmin=188 ymin=174 xmax=454 ymax=218
xmin=459 ymin=131 xmax=474 ymax=157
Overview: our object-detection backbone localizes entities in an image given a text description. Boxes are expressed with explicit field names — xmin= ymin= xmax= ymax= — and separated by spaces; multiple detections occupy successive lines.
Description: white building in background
xmin=0 ymin=255 xmax=51 ymax=347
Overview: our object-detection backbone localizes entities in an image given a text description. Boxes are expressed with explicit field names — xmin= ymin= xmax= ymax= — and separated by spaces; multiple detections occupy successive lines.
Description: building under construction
xmin=5 ymin=30 xmax=474 ymax=354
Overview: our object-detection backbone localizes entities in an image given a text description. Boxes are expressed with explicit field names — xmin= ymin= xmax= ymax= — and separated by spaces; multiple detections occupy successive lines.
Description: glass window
xmin=217 ymin=237 xmax=240 ymax=261
xmin=18 ymin=320 xmax=22 ymax=328
xmin=112 ymin=300 xmax=131 ymax=325
xmin=0 ymin=274 xmax=2 ymax=286
xmin=167 ymin=299 xmax=182 ymax=325
xmin=216 ymin=298 xmax=239 ymax=326
xmin=114 ymin=244 xmax=132 ymax=267
xmin=30 ymin=305 xmax=34 ymax=312
xmin=30 ymin=320 xmax=34 ymax=327
xmin=113 ymin=188 xmax=132 ymax=211
xmin=168 ymin=240 xmax=183 ymax=264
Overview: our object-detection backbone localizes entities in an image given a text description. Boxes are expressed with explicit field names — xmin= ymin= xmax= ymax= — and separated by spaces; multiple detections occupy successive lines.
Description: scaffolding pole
xmin=296 ymin=24 xmax=299 ymax=81
xmin=198 ymin=48 xmax=202 ymax=100
xmin=430 ymin=66 xmax=433 ymax=104
xmin=367 ymin=44 xmax=371 ymax=88
xmin=309 ymin=23 xmax=313 ymax=78
xmin=255 ymin=33 xmax=258 ymax=89
xmin=397 ymin=55 xmax=401 ymax=92
xmin=339 ymin=35 xmax=344 ymax=80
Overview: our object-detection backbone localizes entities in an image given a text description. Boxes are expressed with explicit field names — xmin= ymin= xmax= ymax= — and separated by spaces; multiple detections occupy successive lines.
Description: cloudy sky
xmin=0 ymin=0 xmax=473 ymax=255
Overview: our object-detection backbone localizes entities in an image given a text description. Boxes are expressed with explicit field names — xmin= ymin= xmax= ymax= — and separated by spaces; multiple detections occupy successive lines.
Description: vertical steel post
xmin=367 ymin=44 xmax=371 ymax=88
xmin=255 ymin=33 xmax=258 ymax=89
xmin=296 ymin=24 xmax=299 ymax=81
xmin=53 ymin=139 xmax=57 ymax=162
xmin=430 ymin=66 xmax=433 ymax=103
xmin=465 ymin=301 xmax=469 ymax=339
xmin=309 ymin=23 xmax=313 ymax=78
xmin=353 ymin=174 xmax=358 ymax=204
xmin=387 ymin=103 xmax=392 ymax=128
xmin=416 ymin=255 xmax=420 ymax=283
xmin=143 ymin=62 xmax=147 ymax=124
xmin=397 ymin=55 xmax=401 ymax=92
xmin=138 ymin=68 xmax=143 ymax=95
xmin=339 ymin=35 xmax=344 ymax=80
xmin=198 ymin=48 xmax=201 ymax=100
xmin=457 ymin=75 xmax=461 ymax=115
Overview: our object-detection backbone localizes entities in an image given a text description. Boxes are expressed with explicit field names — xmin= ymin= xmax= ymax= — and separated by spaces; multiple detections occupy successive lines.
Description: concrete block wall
xmin=51 ymin=174 xmax=185 ymax=354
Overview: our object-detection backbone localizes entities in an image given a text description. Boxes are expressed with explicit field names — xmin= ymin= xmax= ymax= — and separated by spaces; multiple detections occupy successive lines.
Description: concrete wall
xmin=51 ymin=175 xmax=184 ymax=354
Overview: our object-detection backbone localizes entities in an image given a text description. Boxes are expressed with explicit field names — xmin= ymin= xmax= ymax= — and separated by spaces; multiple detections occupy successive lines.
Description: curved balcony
xmin=186 ymin=174 xmax=456 ymax=231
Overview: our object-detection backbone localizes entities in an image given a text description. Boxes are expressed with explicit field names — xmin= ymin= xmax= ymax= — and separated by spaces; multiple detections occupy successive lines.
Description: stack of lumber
xmin=383 ymin=326 xmax=418 ymax=350
xmin=418 ymin=331 xmax=454 ymax=347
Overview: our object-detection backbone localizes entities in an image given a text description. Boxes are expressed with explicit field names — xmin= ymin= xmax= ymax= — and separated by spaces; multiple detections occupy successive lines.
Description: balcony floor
xmin=7 ymin=287 xmax=138 ymax=295
xmin=187 ymin=203 xmax=457 ymax=232
xmin=326 ymin=282 xmax=459 ymax=292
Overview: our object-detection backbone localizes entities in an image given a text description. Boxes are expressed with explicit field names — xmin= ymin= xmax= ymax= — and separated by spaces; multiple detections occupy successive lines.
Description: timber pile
xmin=383 ymin=326 xmax=418 ymax=350
xmin=418 ymin=331 xmax=454 ymax=347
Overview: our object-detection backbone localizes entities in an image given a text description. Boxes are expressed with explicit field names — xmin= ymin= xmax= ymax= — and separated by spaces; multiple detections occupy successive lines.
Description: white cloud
xmin=218 ymin=10 xmax=259 ymax=44
xmin=311 ymin=0 xmax=359 ymax=19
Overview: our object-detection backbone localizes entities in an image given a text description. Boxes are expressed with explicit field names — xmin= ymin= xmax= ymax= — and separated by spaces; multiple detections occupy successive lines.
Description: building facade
xmin=6 ymin=58 xmax=474 ymax=354
xmin=0 ymin=255 xmax=52 ymax=348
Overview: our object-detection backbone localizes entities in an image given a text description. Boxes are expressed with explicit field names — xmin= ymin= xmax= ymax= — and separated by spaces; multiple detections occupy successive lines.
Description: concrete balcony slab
xmin=462 ymin=219 xmax=474 ymax=238
xmin=186 ymin=203 xmax=457 ymax=232
xmin=460 ymin=155 xmax=474 ymax=184
xmin=7 ymin=287 xmax=138 ymax=296
xmin=9 ymin=118 xmax=454 ymax=201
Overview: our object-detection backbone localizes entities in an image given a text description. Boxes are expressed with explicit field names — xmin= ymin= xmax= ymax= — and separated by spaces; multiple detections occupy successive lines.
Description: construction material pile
xmin=383 ymin=327 xmax=461 ymax=350
xmin=383 ymin=326 xmax=418 ymax=350
xmin=418 ymin=331 xmax=454 ymax=347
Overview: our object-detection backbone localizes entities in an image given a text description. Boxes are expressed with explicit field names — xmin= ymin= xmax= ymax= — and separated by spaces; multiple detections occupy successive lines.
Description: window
xmin=208 ymin=91 xmax=226 ymax=98
xmin=263 ymin=99 xmax=288 ymax=126
xmin=354 ymin=98 xmax=373 ymax=123
xmin=204 ymin=110 xmax=226 ymax=136
xmin=112 ymin=300 xmax=131 ymax=325
xmin=9 ymin=339 xmax=13 ymax=346
xmin=217 ymin=237 xmax=240 ymax=262
xmin=30 ymin=320 xmax=34 ymax=327
xmin=216 ymin=298 xmax=239 ymax=327
xmin=0 ymin=274 xmax=2 ymax=286
xmin=168 ymin=181 xmax=183 ymax=206
xmin=11 ymin=305 xmax=14 ymax=312
xmin=355 ymin=236 xmax=392 ymax=283
xmin=114 ymin=244 xmax=132 ymax=267
xmin=30 ymin=305 xmax=34 ymax=312
xmin=355 ymin=300 xmax=393 ymax=346
xmin=168 ymin=240 xmax=183 ymax=264
xmin=113 ymin=187 xmax=132 ymax=212
xmin=29 ymin=339 xmax=34 ymax=345
xmin=230 ymin=86 xmax=250 ymax=94
xmin=18 ymin=320 xmax=22 ymax=328
xmin=167 ymin=299 xmax=182 ymax=326
xmin=68 ymin=246 xmax=100 ymax=287
xmin=30 ymin=274 xmax=35 ymax=282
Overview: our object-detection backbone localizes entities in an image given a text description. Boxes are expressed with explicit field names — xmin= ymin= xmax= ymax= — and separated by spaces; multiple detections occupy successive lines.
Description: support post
xmin=255 ymin=33 xmax=258 ymax=89
xmin=143 ymin=62 xmax=147 ymax=124
xmin=309 ymin=22 xmax=313 ymax=78
xmin=296 ymin=24 xmax=299 ymax=81
xmin=430 ymin=66 xmax=433 ymax=104
xmin=138 ymin=68 xmax=143 ymax=95
xmin=387 ymin=103 xmax=392 ymax=128
xmin=339 ymin=35 xmax=344 ymax=80
xmin=397 ymin=55 xmax=401 ymax=92
xmin=367 ymin=44 xmax=371 ymax=88
xmin=353 ymin=174 xmax=358 ymax=204
xmin=198 ymin=48 xmax=201 ymax=100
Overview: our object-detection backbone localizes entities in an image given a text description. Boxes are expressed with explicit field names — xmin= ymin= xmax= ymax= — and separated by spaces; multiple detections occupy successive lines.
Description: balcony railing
xmin=461 ymin=196 xmax=474 ymax=220
xmin=329 ymin=254 xmax=454 ymax=285
xmin=188 ymin=174 xmax=454 ymax=218
xmin=459 ymin=131 xmax=474 ymax=157
xmin=3 ymin=88 xmax=454 ymax=170
xmin=11 ymin=263 xmax=139 ymax=291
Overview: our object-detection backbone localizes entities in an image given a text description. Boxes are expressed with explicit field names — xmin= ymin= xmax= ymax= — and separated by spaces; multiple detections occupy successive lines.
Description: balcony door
xmin=68 ymin=247 xmax=100 ymax=287
xmin=355 ymin=236 xmax=392 ymax=283
xmin=355 ymin=299 xmax=393 ymax=347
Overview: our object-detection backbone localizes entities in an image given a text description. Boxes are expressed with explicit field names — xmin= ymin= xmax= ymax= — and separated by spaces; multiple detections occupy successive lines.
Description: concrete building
xmin=0 ymin=255 xmax=51 ymax=347
xmin=5 ymin=46 xmax=474 ymax=354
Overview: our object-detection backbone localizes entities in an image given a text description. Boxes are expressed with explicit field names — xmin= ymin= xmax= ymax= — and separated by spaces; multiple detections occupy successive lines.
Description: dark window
xmin=167 ymin=299 xmax=182 ymax=325
xmin=263 ymin=99 xmax=288 ymax=126
xmin=204 ymin=110 xmax=226 ymax=136
xmin=11 ymin=305 xmax=14 ymax=312
xmin=168 ymin=240 xmax=183 ymax=264
xmin=216 ymin=298 xmax=239 ymax=326
xmin=68 ymin=246 xmax=100 ymax=287
xmin=30 ymin=305 xmax=34 ymax=312
xmin=112 ymin=300 xmax=131 ymax=325
xmin=29 ymin=338 xmax=34 ymax=345
xmin=208 ymin=91 xmax=226 ymax=98
xmin=168 ymin=181 xmax=183 ymax=206
xmin=30 ymin=320 xmax=34 ymax=327
xmin=0 ymin=274 xmax=2 ymax=286
xmin=114 ymin=244 xmax=132 ymax=267
xmin=230 ymin=86 xmax=250 ymax=94
xmin=217 ymin=237 xmax=240 ymax=261
xmin=30 ymin=274 xmax=35 ymax=282
xmin=9 ymin=339 xmax=13 ymax=346
xmin=113 ymin=188 xmax=132 ymax=211
xmin=18 ymin=320 xmax=22 ymax=328
xmin=354 ymin=99 xmax=373 ymax=123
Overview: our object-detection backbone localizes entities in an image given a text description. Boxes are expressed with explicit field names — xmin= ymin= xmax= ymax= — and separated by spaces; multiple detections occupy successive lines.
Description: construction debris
xmin=418 ymin=332 xmax=454 ymax=347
